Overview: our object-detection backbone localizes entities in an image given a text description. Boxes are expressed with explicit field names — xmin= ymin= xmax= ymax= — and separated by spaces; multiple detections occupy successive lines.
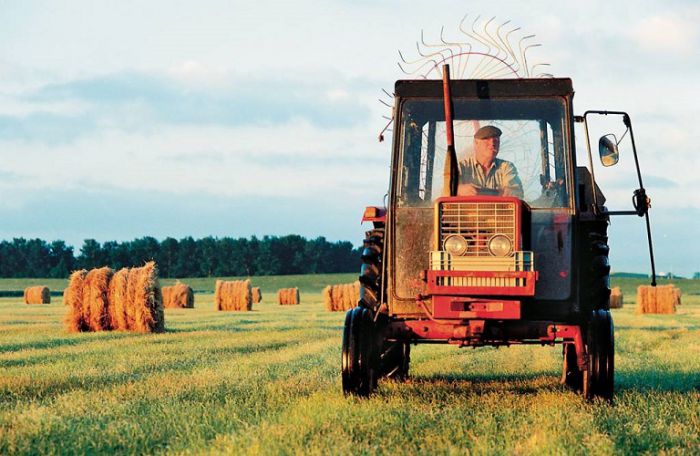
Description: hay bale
xmin=277 ymin=287 xmax=299 ymax=305
xmin=131 ymin=262 xmax=164 ymax=332
xmin=64 ymin=270 xmax=88 ymax=332
xmin=82 ymin=267 xmax=114 ymax=331
xmin=322 ymin=286 xmax=333 ymax=311
xmin=252 ymin=287 xmax=262 ymax=304
xmin=162 ymin=282 xmax=194 ymax=309
xmin=636 ymin=284 xmax=680 ymax=314
xmin=23 ymin=286 xmax=50 ymax=304
xmin=609 ymin=287 xmax=623 ymax=309
xmin=108 ymin=268 xmax=130 ymax=330
xmin=324 ymin=282 xmax=361 ymax=311
xmin=215 ymin=279 xmax=252 ymax=311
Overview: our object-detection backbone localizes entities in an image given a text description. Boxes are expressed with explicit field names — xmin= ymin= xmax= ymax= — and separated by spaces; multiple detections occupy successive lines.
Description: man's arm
xmin=500 ymin=162 xmax=524 ymax=199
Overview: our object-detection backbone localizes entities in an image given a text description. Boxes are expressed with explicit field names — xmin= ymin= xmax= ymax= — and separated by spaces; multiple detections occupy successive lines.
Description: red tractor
xmin=342 ymin=66 xmax=655 ymax=401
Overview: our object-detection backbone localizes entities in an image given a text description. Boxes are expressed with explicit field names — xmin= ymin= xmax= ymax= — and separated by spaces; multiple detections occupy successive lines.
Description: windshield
xmin=397 ymin=98 xmax=570 ymax=209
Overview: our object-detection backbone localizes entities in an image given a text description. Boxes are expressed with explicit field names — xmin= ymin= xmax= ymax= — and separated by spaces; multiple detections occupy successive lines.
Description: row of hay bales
xmin=278 ymin=288 xmax=300 ymax=305
xmin=213 ymin=282 xmax=299 ymax=310
xmin=23 ymin=286 xmax=51 ymax=304
xmin=323 ymin=282 xmax=360 ymax=312
xmin=64 ymin=262 xmax=164 ymax=333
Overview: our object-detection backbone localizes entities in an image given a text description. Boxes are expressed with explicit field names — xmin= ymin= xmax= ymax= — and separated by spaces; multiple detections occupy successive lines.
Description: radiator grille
xmin=440 ymin=202 xmax=516 ymax=256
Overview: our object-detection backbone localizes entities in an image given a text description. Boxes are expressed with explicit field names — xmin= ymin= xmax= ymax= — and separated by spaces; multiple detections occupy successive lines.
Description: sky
xmin=1 ymin=0 xmax=699 ymax=276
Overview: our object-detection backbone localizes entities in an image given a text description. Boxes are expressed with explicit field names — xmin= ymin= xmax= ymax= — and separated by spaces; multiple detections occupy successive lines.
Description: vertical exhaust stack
xmin=442 ymin=64 xmax=459 ymax=196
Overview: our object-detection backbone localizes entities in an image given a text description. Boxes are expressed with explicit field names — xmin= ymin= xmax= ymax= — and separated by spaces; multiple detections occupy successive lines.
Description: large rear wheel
xmin=359 ymin=229 xmax=384 ymax=311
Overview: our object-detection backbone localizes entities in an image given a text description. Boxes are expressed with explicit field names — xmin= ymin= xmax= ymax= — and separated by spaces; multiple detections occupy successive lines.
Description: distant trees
xmin=0 ymin=239 xmax=75 ymax=278
xmin=0 ymin=235 xmax=361 ymax=278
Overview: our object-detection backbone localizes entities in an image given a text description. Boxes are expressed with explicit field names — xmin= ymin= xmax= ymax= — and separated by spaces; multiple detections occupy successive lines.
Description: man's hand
xmin=457 ymin=183 xmax=479 ymax=196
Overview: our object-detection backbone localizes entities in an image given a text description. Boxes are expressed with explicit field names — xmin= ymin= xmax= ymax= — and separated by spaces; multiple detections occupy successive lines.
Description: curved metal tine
xmin=382 ymin=115 xmax=392 ymax=121
xmin=467 ymin=16 xmax=499 ymax=78
xmin=397 ymin=60 xmax=412 ymax=75
xmin=518 ymin=35 xmax=536 ymax=77
xmin=421 ymin=27 xmax=457 ymax=73
xmin=522 ymin=43 xmax=542 ymax=77
xmin=503 ymin=25 xmax=523 ymax=74
xmin=440 ymin=26 xmax=467 ymax=78
xmin=530 ymin=63 xmax=551 ymax=77
xmin=398 ymin=48 xmax=429 ymax=66
xmin=478 ymin=17 xmax=509 ymax=78
xmin=495 ymin=20 xmax=518 ymax=69
xmin=382 ymin=88 xmax=395 ymax=98
xmin=378 ymin=116 xmax=394 ymax=142
xmin=418 ymin=30 xmax=455 ymax=75
xmin=457 ymin=14 xmax=476 ymax=77
xmin=379 ymin=98 xmax=393 ymax=108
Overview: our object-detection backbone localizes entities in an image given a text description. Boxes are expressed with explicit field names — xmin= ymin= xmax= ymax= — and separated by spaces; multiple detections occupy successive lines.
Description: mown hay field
xmin=0 ymin=275 xmax=698 ymax=454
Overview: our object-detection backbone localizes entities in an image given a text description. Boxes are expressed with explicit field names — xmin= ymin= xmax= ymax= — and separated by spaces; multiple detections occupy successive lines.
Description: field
xmin=0 ymin=275 xmax=698 ymax=455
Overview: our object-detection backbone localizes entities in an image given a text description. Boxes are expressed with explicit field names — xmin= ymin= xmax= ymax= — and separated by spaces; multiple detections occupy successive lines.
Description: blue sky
xmin=1 ymin=0 xmax=699 ymax=276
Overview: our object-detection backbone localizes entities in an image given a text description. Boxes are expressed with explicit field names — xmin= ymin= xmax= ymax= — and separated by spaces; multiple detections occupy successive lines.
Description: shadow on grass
xmin=397 ymin=369 xmax=561 ymax=396
xmin=616 ymin=325 xmax=700 ymax=331
xmin=0 ymin=331 xmax=147 ymax=354
xmin=396 ymin=367 xmax=700 ymax=398
xmin=617 ymin=369 xmax=700 ymax=393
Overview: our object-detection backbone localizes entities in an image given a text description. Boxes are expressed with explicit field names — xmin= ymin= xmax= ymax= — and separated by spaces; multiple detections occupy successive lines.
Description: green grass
xmin=0 ymin=276 xmax=698 ymax=455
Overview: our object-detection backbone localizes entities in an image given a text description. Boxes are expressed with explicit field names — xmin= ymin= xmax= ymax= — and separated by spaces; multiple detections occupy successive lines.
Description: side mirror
xmin=599 ymin=134 xmax=619 ymax=167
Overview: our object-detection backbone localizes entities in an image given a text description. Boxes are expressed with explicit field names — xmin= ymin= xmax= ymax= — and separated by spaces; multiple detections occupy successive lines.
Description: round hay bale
xmin=162 ymin=282 xmax=194 ymax=309
xmin=131 ymin=262 xmax=164 ymax=332
xmin=24 ymin=286 xmax=50 ymax=305
xmin=108 ymin=268 xmax=130 ymax=330
xmin=82 ymin=267 xmax=114 ymax=331
xmin=323 ymin=286 xmax=333 ymax=311
xmin=215 ymin=280 xmax=252 ymax=311
xmin=609 ymin=287 xmax=623 ymax=309
xmin=64 ymin=269 xmax=88 ymax=332
xmin=277 ymin=287 xmax=299 ymax=305
xmin=252 ymin=287 xmax=262 ymax=304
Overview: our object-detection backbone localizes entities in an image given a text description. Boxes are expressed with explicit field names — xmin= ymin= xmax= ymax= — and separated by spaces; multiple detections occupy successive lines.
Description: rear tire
xmin=582 ymin=231 xmax=611 ymax=311
xmin=359 ymin=229 xmax=384 ymax=311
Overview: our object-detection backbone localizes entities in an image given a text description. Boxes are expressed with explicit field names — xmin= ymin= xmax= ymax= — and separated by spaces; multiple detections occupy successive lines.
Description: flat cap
xmin=474 ymin=125 xmax=502 ymax=139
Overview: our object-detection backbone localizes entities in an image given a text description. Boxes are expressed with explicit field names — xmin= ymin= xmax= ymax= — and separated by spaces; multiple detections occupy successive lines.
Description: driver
xmin=457 ymin=125 xmax=524 ymax=198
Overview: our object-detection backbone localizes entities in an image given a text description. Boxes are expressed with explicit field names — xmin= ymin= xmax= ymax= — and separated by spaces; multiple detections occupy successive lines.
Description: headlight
xmin=488 ymin=234 xmax=512 ymax=257
xmin=444 ymin=235 xmax=469 ymax=256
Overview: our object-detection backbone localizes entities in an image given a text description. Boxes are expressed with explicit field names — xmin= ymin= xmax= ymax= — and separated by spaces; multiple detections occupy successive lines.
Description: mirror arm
xmin=582 ymin=110 xmax=657 ymax=287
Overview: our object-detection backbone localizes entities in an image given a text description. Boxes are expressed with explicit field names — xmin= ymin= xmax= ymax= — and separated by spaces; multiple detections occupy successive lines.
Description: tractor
xmin=341 ymin=65 xmax=656 ymax=401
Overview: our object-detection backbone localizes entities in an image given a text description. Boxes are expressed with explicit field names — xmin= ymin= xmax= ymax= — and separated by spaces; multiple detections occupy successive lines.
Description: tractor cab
xmin=391 ymin=79 xmax=575 ymax=320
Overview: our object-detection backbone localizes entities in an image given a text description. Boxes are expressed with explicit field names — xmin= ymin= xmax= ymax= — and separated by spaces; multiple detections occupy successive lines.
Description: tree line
xmin=0 ymin=235 xmax=362 ymax=278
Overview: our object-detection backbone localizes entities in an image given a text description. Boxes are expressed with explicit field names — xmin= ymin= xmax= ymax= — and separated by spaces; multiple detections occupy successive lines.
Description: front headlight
xmin=444 ymin=235 xmax=469 ymax=256
xmin=488 ymin=234 xmax=512 ymax=257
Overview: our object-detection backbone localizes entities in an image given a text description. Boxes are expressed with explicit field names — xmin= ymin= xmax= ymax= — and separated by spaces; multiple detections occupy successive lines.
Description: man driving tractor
xmin=456 ymin=125 xmax=524 ymax=198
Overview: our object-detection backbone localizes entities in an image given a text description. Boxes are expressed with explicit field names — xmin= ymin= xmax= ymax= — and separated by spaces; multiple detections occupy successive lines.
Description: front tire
xmin=583 ymin=309 xmax=615 ymax=401
xmin=341 ymin=307 xmax=377 ymax=396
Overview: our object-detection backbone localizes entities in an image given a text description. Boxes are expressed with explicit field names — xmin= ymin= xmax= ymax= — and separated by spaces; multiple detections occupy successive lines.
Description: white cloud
xmin=629 ymin=14 xmax=698 ymax=55
xmin=0 ymin=120 xmax=389 ymax=203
